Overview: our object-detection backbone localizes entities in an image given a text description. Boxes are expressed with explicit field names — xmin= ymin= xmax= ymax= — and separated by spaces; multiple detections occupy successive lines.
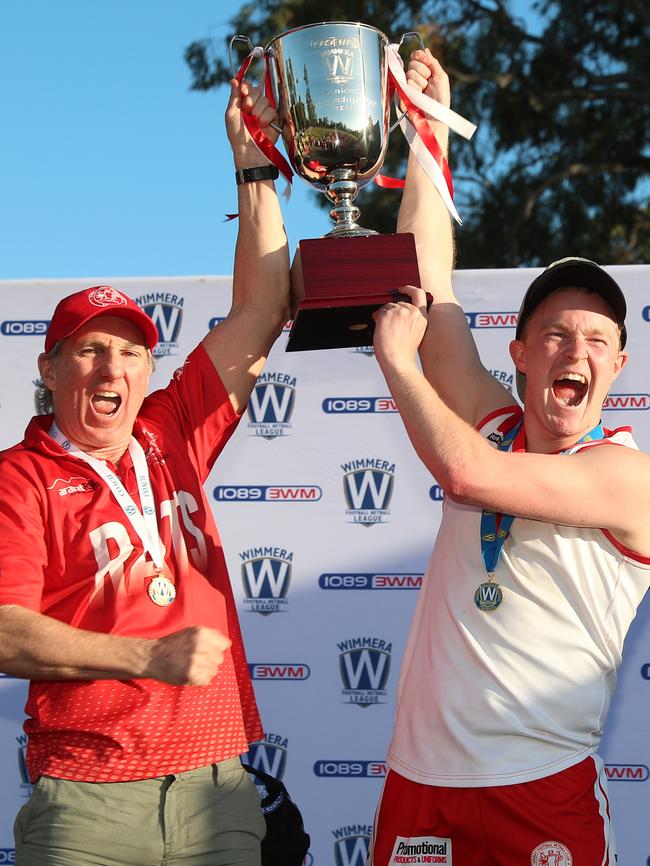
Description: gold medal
xmin=147 ymin=573 xmax=176 ymax=606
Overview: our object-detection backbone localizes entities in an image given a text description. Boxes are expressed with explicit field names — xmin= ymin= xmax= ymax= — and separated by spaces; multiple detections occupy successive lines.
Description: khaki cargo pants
xmin=14 ymin=757 xmax=265 ymax=866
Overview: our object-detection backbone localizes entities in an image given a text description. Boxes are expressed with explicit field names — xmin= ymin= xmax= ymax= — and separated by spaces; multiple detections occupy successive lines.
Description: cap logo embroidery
xmin=88 ymin=286 xmax=128 ymax=308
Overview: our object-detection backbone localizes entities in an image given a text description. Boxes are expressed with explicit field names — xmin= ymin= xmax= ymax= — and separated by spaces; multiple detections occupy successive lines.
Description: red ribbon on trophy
xmin=381 ymin=44 xmax=477 ymax=223
xmin=235 ymin=49 xmax=293 ymax=198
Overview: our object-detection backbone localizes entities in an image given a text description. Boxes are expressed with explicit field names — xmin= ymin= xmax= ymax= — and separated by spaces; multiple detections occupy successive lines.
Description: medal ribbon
xmin=480 ymin=419 xmax=606 ymax=577
xmin=49 ymin=422 xmax=165 ymax=572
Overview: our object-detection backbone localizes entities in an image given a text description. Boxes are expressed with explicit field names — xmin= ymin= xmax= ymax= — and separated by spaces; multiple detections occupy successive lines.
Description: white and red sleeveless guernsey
xmin=0 ymin=345 xmax=262 ymax=782
xmin=388 ymin=406 xmax=650 ymax=787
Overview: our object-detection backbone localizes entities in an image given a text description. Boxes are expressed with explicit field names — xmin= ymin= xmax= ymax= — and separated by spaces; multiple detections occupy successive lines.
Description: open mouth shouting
xmin=552 ymin=372 xmax=588 ymax=407
xmin=91 ymin=391 xmax=122 ymax=417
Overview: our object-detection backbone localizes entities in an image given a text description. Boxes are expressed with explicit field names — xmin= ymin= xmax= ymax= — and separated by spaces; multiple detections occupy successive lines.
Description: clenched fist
xmin=146 ymin=626 xmax=232 ymax=686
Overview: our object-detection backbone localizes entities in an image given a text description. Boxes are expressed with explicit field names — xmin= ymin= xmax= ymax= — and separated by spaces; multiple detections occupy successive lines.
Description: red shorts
xmin=369 ymin=756 xmax=616 ymax=866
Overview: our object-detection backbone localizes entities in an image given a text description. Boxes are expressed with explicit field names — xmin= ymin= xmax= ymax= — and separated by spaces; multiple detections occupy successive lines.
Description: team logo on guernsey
xmin=338 ymin=636 xmax=392 ymax=706
xmin=16 ymin=735 xmax=31 ymax=797
xmin=88 ymin=286 xmax=128 ymax=308
xmin=247 ymin=373 xmax=297 ymax=438
xmin=388 ymin=836 xmax=452 ymax=865
xmin=245 ymin=733 xmax=288 ymax=780
xmin=342 ymin=458 xmax=395 ymax=526
xmin=333 ymin=825 xmax=372 ymax=866
xmin=135 ymin=290 xmax=184 ymax=357
xmin=240 ymin=546 xmax=293 ymax=615
xmin=530 ymin=841 xmax=572 ymax=865
xmin=0 ymin=850 xmax=15 ymax=863
xmin=465 ymin=310 xmax=517 ymax=329
xmin=46 ymin=475 xmax=99 ymax=497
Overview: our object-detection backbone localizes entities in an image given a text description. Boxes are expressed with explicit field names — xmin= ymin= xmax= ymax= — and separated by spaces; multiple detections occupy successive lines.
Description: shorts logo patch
xmin=388 ymin=835 xmax=452 ymax=864
xmin=531 ymin=841 xmax=572 ymax=865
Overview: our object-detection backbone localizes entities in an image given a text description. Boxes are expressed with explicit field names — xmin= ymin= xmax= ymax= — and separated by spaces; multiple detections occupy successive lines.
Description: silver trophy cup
xmin=268 ymin=21 xmax=388 ymax=236
xmin=231 ymin=22 xmax=422 ymax=350
xmin=233 ymin=22 xmax=418 ymax=236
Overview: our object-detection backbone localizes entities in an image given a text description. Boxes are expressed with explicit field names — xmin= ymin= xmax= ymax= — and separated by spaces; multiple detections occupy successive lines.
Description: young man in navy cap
xmin=369 ymin=48 xmax=650 ymax=866
xmin=0 ymin=79 xmax=287 ymax=866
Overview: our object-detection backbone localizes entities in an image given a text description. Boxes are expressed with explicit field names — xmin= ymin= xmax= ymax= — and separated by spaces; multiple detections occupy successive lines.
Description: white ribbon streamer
xmin=386 ymin=44 xmax=477 ymax=224
xmin=386 ymin=45 xmax=477 ymax=141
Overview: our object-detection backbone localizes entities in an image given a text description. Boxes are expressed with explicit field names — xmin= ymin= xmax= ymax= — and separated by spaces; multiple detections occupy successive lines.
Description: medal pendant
xmin=474 ymin=581 xmax=503 ymax=612
xmin=147 ymin=574 xmax=176 ymax=607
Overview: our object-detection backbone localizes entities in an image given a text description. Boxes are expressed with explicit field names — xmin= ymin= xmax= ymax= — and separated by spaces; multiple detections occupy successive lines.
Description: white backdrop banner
xmin=0 ymin=267 xmax=649 ymax=866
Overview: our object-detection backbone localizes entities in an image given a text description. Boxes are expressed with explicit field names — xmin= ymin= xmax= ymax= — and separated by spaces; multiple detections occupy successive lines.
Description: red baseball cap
xmin=44 ymin=285 xmax=158 ymax=353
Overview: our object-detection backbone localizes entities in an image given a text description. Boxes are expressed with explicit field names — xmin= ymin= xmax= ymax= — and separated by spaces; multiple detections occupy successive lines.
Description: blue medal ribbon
xmin=475 ymin=418 xmax=605 ymax=611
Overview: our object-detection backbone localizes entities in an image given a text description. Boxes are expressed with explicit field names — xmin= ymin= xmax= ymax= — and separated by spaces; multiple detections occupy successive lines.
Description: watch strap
xmin=235 ymin=165 xmax=280 ymax=185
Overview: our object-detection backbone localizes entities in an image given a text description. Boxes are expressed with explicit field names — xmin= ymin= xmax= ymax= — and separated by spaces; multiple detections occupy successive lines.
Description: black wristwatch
xmin=235 ymin=165 xmax=280 ymax=185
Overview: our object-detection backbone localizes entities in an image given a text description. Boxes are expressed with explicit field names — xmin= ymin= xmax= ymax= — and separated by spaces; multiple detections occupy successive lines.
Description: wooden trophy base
xmin=286 ymin=232 xmax=421 ymax=352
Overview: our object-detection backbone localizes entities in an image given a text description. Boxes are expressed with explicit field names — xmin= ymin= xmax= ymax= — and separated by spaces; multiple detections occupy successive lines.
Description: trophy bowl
xmin=266 ymin=21 xmax=391 ymax=237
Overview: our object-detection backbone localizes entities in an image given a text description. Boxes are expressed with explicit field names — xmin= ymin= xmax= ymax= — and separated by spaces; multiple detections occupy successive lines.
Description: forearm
xmin=378 ymin=354 xmax=487 ymax=498
xmin=203 ymin=175 xmax=291 ymax=410
xmin=231 ymin=178 xmax=291 ymax=336
xmin=397 ymin=123 xmax=455 ymax=299
xmin=0 ymin=604 xmax=152 ymax=681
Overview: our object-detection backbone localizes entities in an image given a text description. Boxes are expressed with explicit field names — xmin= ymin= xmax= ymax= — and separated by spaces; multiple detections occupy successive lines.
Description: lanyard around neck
xmin=480 ymin=418 xmax=605 ymax=577
xmin=49 ymin=421 xmax=164 ymax=570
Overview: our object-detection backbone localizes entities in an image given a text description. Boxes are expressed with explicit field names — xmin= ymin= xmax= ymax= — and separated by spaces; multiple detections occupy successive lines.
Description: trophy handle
xmin=398 ymin=31 xmax=425 ymax=52
xmin=388 ymin=31 xmax=426 ymax=133
xmin=229 ymin=36 xmax=283 ymax=135
xmin=228 ymin=34 xmax=255 ymax=78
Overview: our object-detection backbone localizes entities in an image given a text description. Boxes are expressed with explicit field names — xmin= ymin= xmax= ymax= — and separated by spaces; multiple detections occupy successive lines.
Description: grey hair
xmin=33 ymin=343 xmax=156 ymax=416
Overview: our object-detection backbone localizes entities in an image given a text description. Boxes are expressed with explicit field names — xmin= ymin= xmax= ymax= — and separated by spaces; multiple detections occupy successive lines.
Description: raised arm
xmin=398 ymin=49 xmax=515 ymax=425
xmin=373 ymin=287 xmax=650 ymax=555
xmin=202 ymin=79 xmax=290 ymax=413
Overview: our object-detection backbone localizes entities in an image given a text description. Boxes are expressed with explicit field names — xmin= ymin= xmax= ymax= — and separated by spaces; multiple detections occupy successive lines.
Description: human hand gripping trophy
xmin=231 ymin=21 xmax=476 ymax=350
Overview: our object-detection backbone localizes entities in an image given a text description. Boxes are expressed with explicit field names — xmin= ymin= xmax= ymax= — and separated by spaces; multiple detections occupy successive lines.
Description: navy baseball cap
xmin=515 ymin=258 xmax=627 ymax=400
xmin=516 ymin=257 xmax=627 ymax=347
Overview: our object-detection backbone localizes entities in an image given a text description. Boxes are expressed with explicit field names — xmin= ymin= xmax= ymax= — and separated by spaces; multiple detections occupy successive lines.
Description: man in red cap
xmin=368 ymin=49 xmax=650 ymax=865
xmin=0 ymin=80 xmax=287 ymax=866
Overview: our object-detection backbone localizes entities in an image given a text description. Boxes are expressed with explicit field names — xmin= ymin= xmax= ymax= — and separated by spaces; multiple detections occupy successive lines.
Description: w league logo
xmin=16 ymin=734 xmax=31 ymax=797
xmin=333 ymin=826 xmax=372 ymax=866
xmin=342 ymin=458 xmax=395 ymax=526
xmin=338 ymin=637 xmax=392 ymax=706
xmin=247 ymin=373 xmax=297 ymax=438
xmin=240 ymin=546 xmax=293 ymax=615
xmin=245 ymin=733 xmax=288 ymax=780
xmin=135 ymin=291 xmax=184 ymax=358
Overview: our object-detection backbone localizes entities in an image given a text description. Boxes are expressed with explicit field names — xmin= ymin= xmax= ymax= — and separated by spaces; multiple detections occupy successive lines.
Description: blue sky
xmin=0 ymin=1 xmax=330 ymax=281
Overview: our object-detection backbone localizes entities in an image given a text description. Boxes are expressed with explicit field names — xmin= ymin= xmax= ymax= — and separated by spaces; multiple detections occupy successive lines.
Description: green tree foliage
xmin=186 ymin=1 xmax=650 ymax=267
